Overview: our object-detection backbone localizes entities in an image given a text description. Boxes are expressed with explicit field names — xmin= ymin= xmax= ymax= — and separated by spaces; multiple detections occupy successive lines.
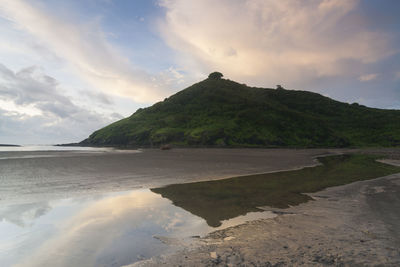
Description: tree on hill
xmin=208 ymin=72 xmax=223 ymax=79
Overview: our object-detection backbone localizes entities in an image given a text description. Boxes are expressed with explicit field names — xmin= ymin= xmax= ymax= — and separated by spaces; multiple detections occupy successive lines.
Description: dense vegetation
xmin=81 ymin=74 xmax=400 ymax=147
xmin=152 ymin=154 xmax=400 ymax=227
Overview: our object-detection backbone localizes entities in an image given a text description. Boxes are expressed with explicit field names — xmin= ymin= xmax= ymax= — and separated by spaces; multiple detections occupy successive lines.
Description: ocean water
xmin=0 ymin=145 xmax=113 ymax=152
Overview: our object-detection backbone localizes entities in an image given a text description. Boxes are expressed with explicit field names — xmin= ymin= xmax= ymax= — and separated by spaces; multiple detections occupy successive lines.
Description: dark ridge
xmin=0 ymin=144 xmax=21 ymax=147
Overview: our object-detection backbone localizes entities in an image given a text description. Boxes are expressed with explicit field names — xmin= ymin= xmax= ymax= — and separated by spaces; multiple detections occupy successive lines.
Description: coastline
xmin=0 ymin=144 xmax=20 ymax=147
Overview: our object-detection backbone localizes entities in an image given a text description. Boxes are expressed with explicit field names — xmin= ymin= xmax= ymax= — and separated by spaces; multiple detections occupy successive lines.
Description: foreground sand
xmin=132 ymin=159 xmax=400 ymax=266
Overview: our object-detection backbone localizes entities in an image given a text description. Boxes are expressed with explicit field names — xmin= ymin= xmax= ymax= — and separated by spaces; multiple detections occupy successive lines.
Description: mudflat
xmin=0 ymin=148 xmax=347 ymax=205
xmin=130 ymin=150 xmax=400 ymax=266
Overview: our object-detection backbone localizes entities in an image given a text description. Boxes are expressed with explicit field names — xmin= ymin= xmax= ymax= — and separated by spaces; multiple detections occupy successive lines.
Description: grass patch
xmin=151 ymin=154 xmax=400 ymax=227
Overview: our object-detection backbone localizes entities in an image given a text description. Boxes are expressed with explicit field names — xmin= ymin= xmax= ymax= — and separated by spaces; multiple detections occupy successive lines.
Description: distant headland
xmin=0 ymin=144 xmax=21 ymax=147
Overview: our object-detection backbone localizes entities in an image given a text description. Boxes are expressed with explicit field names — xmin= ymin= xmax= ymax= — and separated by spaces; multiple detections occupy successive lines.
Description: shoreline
xmin=130 ymin=158 xmax=400 ymax=266
xmin=133 ymin=170 xmax=400 ymax=266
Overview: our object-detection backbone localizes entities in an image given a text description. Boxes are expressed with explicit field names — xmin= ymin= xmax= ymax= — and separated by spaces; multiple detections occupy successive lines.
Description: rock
xmin=160 ymin=144 xmax=172 ymax=150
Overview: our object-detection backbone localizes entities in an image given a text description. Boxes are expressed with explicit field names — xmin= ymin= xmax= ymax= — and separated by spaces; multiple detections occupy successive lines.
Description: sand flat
xmin=134 ymin=172 xmax=400 ymax=266
xmin=0 ymin=148 xmax=348 ymax=205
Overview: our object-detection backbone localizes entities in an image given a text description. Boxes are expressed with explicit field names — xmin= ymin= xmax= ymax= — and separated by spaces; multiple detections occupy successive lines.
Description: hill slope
xmin=81 ymin=76 xmax=400 ymax=147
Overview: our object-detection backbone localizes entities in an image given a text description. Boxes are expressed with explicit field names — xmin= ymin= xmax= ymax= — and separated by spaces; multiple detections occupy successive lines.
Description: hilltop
xmin=81 ymin=73 xmax=400 ymax=147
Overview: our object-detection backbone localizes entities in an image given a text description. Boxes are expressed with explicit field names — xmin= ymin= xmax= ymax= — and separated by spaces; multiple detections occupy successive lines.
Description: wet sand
xmin=0 ymin=148 xmax=348 ymax=205
xmin=130 ymin=153 xmax=400 ymax=266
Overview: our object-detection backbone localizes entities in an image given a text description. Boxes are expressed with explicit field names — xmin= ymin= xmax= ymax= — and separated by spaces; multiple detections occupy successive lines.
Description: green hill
xmin=81 ymin=73 xmax=400 ymax=148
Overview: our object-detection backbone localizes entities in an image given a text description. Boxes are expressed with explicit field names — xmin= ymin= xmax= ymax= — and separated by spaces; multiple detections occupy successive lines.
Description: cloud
xmin=0 ymin=64 xmax=122 ymax=144
xmin=0 ymin=64 xmax=78 ymax=117
xmin=359 ymin=73 xmax=379 ymax=82
xmin=0 ymin=0 xmax=177 ymax=103
xmin=158 ymin=0 xmax=397 ymax=87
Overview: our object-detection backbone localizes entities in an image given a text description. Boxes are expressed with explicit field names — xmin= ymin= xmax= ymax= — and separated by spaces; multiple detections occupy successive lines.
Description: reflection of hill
xmin=151 ymin=154 xmax=400 ymax=227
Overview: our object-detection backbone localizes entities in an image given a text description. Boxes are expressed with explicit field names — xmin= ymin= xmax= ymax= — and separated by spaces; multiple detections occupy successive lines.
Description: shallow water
xmin=152 ymin=154 xmax=400 ymax=227
xmin=0 ymin=145 xmax=113 ymax=152
xmin=0 ymin=189 xmax=274 ymax=267
xmin=0 ymin=147 xmax=343 ymax=266
xmin=0 ymin=147 xmax=324 ymax=206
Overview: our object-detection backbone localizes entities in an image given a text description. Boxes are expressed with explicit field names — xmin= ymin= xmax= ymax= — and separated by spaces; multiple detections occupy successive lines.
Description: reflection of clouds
xmin=14 ymin=190 xmax=186 ymax=267
xmin=6 ymin=189 xmax=275 ymax=267
xmin=164 ymin=212 xmax=184 ymax=232
xmin=0 ymin=202 xmax=51 ymax=227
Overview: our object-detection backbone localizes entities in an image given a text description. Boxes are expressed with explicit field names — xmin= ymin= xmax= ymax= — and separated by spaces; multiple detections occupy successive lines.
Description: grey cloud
xmin=0 ymin=64 xmax=123 ymax=144
xmin=0 ymin=64 xmax=77 ymax=116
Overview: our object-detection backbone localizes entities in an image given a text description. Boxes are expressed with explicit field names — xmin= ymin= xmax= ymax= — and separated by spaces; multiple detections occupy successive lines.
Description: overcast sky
xmin=0 ymin=0 xmax=399 ymax=144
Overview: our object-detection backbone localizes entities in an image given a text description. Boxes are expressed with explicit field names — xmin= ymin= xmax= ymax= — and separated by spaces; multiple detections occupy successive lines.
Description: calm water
xmin=0 ymin=145 xmax=114 ymax=152
xmin=0 ymin=189 xmax=274 ymax=267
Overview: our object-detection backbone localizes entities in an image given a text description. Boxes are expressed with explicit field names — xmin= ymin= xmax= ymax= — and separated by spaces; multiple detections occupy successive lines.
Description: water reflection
xmin=0 ymin=189 xmax=273 ymax=267
xmin=0 ymin=202 xmax=51 ymax=227
xmin=151 ymin=154 xmax=400 ymax=227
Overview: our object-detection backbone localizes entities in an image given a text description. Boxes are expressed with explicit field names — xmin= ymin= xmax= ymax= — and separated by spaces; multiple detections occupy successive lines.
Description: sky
xmin=0 ymin=0 xmax=399 ymax=144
